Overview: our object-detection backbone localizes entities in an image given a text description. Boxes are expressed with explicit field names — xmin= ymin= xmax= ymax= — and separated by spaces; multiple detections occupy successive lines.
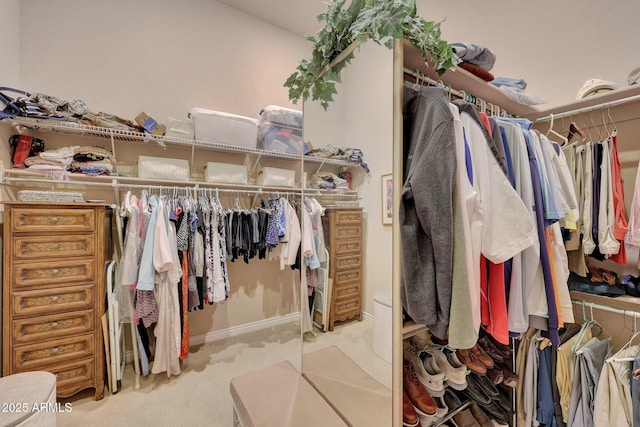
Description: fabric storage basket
xmin=256 ymin=166 xmax=296 ymax=187
xmin=189 ymin=107 xmax=259 ymax=149
xmin=165 ymin=117 xmax=194 ymax=139
xmin=257 ymin=105 xmax=304 ymax=155
xmin=138 ymin=156 xmax=190 ymax=181
xmin=205 ymin=162 xmax=248 ymax=185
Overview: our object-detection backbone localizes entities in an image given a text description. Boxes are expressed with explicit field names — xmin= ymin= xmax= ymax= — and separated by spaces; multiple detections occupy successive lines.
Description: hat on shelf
xmin=628 ymin=66 xmax=640 ymax=85
xmin=576 ymin=78 xmax=618 ymax=99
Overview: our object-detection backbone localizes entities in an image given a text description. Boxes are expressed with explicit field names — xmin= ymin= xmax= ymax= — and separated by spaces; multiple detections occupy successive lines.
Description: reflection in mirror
xmin=301 ymin=39 xmax=394 ymax=425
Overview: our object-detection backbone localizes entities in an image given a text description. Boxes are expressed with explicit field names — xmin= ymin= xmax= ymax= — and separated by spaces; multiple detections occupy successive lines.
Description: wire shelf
xmin=4 ymin=117 xmax=358 ymax=167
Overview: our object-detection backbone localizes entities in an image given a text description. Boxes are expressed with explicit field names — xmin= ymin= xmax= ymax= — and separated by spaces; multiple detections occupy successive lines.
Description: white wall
xmin=16 ymin=0 xmax=312 ymax=335
xmin=0 ymin=0 xmax=20 ymax=87
xmin=419 ymin=0 xmax=640 ymax=107
xmin=20 ymin=0 xmax=308 ymax=122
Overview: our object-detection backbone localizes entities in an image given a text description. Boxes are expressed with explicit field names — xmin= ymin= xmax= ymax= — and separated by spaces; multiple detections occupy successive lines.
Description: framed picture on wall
xmin=381 ymin=173 xmax=393 ymax=226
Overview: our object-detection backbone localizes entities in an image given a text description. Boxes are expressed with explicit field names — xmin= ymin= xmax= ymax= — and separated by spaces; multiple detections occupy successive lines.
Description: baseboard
xmin=190 ymin=312 xmax=301 ymax=346
xmin=362 ymin=311 xmax=373 ymax=321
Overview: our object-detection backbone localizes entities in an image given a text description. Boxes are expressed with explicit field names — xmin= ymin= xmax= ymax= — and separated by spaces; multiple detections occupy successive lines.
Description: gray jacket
xmin=400 ymin=83 xmax=455 ymax=339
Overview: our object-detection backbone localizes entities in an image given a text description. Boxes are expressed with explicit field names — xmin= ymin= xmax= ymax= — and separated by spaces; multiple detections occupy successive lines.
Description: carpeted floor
xmin=56 ymin=318 xmax=390 ymax=427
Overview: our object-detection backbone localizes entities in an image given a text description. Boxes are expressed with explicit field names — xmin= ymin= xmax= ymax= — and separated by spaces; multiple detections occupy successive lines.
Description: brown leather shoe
xmin=456 ymin=348 xmax=486 ymax=375
xmin=486 ymin=366 xmax=504 ymax=385
xmin=404 ymin=358 xmax=436 ymax=416
xmin=470 ymin=344 xmax=494 ymax=368
xmin=403 ymin=390 xmax=420 ymax=426
xmin=478 ymin=336 xmax=505 ymax=363
xmin=498 ymin=363 xmax=519 ymax=388
xmin=468 ymin=402 xmax=494 ymax=427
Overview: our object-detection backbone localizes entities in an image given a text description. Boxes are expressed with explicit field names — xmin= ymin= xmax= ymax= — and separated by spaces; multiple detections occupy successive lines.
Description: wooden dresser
xmin=2 ymin=202 xmax=111 ymax=400
xmin=322 ymin=207 xmax=363 ymax=331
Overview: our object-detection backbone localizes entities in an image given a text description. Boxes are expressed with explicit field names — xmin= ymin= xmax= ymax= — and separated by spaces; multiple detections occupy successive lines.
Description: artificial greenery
xmin=284 ymin=0 xmax=460 ymax=109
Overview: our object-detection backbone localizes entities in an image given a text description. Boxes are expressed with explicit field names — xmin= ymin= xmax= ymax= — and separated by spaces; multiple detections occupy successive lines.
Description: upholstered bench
xmin=230 ymin=345 xmax=392 ymax=427
xmin=303 ymin=345 xmax=392 ymax=425
xmin=0 ymin=371 xmax=57 ymax=427
xmin=230 ymin=360 xmax=347 ymax=427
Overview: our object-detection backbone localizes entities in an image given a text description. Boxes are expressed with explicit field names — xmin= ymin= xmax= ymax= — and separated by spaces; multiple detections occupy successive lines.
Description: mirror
xmin=301 ymin=39 xmax=394 ymax=423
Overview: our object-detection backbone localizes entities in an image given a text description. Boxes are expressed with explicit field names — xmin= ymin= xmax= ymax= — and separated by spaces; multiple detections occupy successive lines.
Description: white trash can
xmin=372 ymin=290 xmax=393 ymax=364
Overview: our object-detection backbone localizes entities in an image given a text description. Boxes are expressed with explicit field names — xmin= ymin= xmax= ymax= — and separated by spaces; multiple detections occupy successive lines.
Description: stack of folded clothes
xmin=305 ymin=144 xmax=369 ymax=173
xmin=71 ymin=146 xmax=116 ymax=176
xmin=23 ymin=145 xmax=116 ymax=179
xmin=308 ymin=171 xmax=350 ymax=191
xmin=450 ymin=42 xmax=496 ymax=82
xmin=402 ymin=329 xmax=516 ymax=426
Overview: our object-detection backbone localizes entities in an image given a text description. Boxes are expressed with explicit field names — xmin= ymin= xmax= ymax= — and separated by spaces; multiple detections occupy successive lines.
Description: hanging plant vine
xmin=284 ymin=0 xmax=460 ymax=109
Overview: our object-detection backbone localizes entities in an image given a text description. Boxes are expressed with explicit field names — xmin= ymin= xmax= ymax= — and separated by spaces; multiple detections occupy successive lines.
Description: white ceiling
xmin=217 ymin=0 xmax=324 ymax=37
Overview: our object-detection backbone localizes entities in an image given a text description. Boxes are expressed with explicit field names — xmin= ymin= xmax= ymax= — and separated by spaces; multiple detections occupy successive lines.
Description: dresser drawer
xmin=334 ymin=210 xmax=362 ymax=225
xmin=334 ymin=254 xmax=362 ymax=271
xmin=334 ymin=270 xmax=361 ymax=284
xmin=13 ymin=259 xmax=95 ymax=288
xmin=14 ymin=234 xmax=95 ymax=260
xmin=334 ymin=298 xmax=360 ymax=316
xmin=12 ymin=334 xmax=94 ymax=371
xmin=334 ymin=239 xmax=361 ymax=255
xmin=334 ymin=282 xmax=360 ymax=303
xmin=13 ymin=310 xmax=94 ymax=343
xmin=50 ymin=358 xmax=96 ymax=398
xmin=334 ymin=224 xmax=362 ymax=240
xmin=12 ymin=208 xmax=95 ymax=233
xmin=12 ymin=285 xmax=94 ymax=317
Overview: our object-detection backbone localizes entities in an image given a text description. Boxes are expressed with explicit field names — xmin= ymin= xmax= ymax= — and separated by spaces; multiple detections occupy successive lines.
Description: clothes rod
xmin=571 ymin=299 xmax=640 ymax=318
xmin=402 ymin=67 xmax=512 ymax=117
xmin=1 ymin=175 xmax=358 ymax=198
xmin=537 ymin=93 xmax=640 ymax=122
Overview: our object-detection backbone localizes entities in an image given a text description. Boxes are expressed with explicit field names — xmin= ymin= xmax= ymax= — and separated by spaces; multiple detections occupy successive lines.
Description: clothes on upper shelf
xmin=22 ymin=144 xmax=116 ymax=178
xmin=450 ymin=42 xmax=497 ymax=71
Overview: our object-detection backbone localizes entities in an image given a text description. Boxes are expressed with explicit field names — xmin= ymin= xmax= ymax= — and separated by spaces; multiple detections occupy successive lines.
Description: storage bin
xmin=256 ymin=166 xmax=296 ymax=188
xmin=205 ymin=162 xmax=248 ymax=185
xmin=257 ymin=105 xmax=304 ymax=155
xmin=138 ymin=156 xmax=190 ymax=181
xmin=165 ymin=117 xmax=194 ymax=140
xmin=189 ymin=107 xmax=259 ymax=149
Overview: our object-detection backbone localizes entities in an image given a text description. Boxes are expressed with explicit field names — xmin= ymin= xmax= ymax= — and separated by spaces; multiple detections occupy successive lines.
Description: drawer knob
xmin=52 ymin=269 xmax=60 ymax=275
xmin=51 ymin=296 xmax=59 ymax=302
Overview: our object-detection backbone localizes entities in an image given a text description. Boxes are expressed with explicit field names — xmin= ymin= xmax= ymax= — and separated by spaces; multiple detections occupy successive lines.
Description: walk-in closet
xmin=1 ymin=1 xmax=640 ymax=427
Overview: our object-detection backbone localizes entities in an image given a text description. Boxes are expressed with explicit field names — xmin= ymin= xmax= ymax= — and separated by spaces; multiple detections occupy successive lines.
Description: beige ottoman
xmin=0 ymin=371 xmax=57 ymax=426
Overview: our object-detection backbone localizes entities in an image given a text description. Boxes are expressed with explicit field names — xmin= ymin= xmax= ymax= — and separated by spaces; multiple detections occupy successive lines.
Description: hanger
xmin=605 ymin=311 xmax=640 ymax=362
xmin=546 ymin=113 xmax=570 ymax=146
xmin=590 ymin=112 xmax=604 ymax=142
xmin=567 ymin=121 xmax=587 ymax=144
xmin=571 ymin=302 xmax=606 ymax=356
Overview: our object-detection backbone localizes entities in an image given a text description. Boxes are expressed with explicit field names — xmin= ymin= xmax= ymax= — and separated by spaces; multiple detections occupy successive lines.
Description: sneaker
xmin=410 ymin=330 xmax=433 ymax=350
xmin=404 ymin=344 xmax=446 ymax=397
xmin=431 ymin=347 xmax=469 ymax=390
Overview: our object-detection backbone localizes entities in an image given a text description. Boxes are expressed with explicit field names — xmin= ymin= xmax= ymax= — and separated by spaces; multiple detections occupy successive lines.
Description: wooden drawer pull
xmin=35 ymin=320 xmax=72 ymax=331
xmin=38 ymin=295 xmax=69 ymax=304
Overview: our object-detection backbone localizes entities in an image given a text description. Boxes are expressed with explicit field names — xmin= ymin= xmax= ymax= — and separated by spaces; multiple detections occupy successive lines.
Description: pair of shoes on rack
xmin=418 ymin=395 xmax=449 ymax=427
xmin=404 ymin=342 xmax=446 ymax=397
xmin=456 ymin=343 xmax=493 ymax=375
xmin=477 ymin=335 xmax=507 ymax=364
xmin=442 ymin=389 xmax=495 ymax=427
xmin=404 ymin=357 xmax=437 ymax=418
xmin=461 ymin=374 xmax=511 ymax=425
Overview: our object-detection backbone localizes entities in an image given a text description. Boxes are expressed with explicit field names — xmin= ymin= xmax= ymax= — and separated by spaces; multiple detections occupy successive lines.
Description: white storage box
xmin=189 ymin=108 xmax=259 ymax=149
xmin=256 ymin=166 xmax=296 ymax=188
xmin=138 ymin=156 xmax=190 ymax=181
xmin=165 ymin=117 xmax=194 ymax=140
xmin=257 ymin=105 xmax=304 ymax=155
xmin=205 ymin=162 xmax=248 ymax=185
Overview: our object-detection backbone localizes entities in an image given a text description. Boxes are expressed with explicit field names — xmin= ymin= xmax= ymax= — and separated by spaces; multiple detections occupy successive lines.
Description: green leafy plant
xmin=284 ymin=0 xmax=459 ymax=109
